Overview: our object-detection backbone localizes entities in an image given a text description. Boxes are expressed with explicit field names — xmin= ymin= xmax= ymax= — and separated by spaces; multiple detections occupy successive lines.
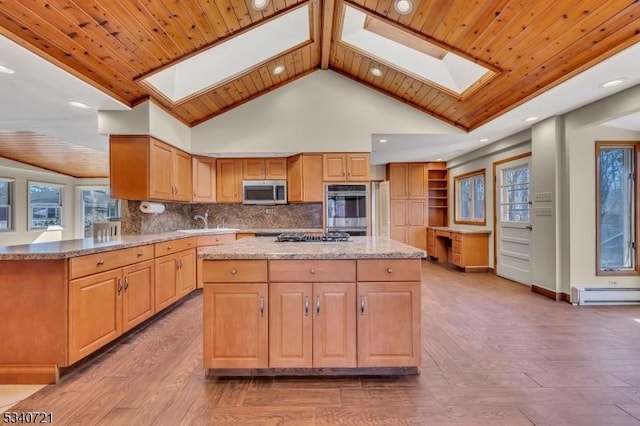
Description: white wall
xmin=191 ymin=70 xmax=458 ymax=155
xmin=446 ymin=131 xmax=532 ymax=268
xmin=0 ymin=159 xmax=107 ymax=246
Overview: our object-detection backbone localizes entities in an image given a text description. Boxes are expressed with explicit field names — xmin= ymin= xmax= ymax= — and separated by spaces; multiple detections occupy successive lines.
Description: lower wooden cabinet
xmin=203 ymin=284 xmax=268 ymax=369
xmin=269 ymin=282 xmax=356 ymax=368
xmin=122 ymin=260 xmax=155 ymax=333
xmin=155 ymin=248 xmax=196 ymax=311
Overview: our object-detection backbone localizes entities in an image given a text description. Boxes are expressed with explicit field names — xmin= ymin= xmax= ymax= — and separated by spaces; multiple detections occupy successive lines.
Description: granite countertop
xmin=0 ymin=228 xmax=325 ymax=260
xmin=199 ymin=236 xmax=427 ymax=260
xmin=428 ymin=226 xmax=492 ymax=234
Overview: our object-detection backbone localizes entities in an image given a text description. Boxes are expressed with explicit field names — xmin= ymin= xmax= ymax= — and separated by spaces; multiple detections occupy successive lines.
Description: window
xmin=499 ymin=164 xmax=530 ymax=223
xmin=454 ymin=170 xmax=485 ymax=224
xmin=29 ymin=182 xmax=63 ymax=230
xmin=0 ymin=178 xmax=13 ymax=231
xmin=81 ymin=188 xmax=121 ymax=238
xmin=596 ymin=142 xmax=638 ymax=274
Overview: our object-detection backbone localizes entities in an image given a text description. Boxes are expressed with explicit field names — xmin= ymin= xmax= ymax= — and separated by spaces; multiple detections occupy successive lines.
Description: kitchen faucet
xmin=193 ymin=210 xmax=209 ymax=229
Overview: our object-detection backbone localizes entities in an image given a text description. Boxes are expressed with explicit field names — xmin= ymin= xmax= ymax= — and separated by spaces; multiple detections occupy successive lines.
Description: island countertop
xmin=199 ymin=236 xmax=426 ymax=260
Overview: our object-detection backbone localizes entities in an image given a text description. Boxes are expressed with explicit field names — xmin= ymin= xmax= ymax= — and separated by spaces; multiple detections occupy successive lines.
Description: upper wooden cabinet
xmin=388 ymin=163 xmax=426 ymax=199
xmin=323 ymin=153 xmax=370 ymax=182
xmin=287 ymin=154 xmax=323 ymax=203
xmin=192 ymin=156 xmax=216 ymax=203
xmin=216 ymin=159 xmax=242 ymax=203
xmin=109 ymin=135 xmax=192 ymax=202
xmin=243 ymin=158 xmax=287 ymax=180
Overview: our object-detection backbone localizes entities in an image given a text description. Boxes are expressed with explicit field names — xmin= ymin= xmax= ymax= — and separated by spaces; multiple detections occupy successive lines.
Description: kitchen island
xmin=199 ymin=236 xmax=426 ymax=375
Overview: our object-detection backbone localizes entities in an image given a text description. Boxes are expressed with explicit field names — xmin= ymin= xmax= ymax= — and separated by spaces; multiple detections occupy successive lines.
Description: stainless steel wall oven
xmin=325 ymin=184 xmax=368 ymax=236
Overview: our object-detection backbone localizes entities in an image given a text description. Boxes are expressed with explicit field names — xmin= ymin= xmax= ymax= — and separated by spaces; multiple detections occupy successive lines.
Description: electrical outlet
xmin=534 ymin=207 xmax=552 ymax=216
xmin=534 ymin=192 xmax=553 ymax=202
xmin=265 ymin=208 xmax=274 ymax=215
xmin=609 ymin=280 xmax=618 ymax=286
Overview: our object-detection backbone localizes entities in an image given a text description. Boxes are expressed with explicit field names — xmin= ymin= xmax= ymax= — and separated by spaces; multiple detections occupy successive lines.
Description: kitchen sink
xmin=176 ymin=228 xmax=240 ymax=234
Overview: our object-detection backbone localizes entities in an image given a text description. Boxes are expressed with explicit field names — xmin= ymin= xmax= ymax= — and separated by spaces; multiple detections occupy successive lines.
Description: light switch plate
xmin=534 ymin=192 xmax=552 ymax=202
xmin=535 ymin=207 xmax=552 ymax=216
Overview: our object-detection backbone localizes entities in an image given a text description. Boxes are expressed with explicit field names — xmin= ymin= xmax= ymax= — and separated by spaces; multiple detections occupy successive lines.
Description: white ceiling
xmin=1 ymin=33 xmax=639 ymax=166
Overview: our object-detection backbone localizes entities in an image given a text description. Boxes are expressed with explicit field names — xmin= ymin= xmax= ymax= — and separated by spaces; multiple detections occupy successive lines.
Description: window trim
xmin=595 ymin=141 xmax=639 ymax=276
xmin=0 ymin=177 xmax=14 ymax=232
xmin=28 ymin=181 xmax=64 ymax=231
xmin=454 ymin=169 xmax=486 ymax=226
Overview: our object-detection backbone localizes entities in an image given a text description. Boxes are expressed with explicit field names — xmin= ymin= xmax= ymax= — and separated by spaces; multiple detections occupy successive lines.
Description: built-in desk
xmin=426 ymin=227 xmax=491 ymax=272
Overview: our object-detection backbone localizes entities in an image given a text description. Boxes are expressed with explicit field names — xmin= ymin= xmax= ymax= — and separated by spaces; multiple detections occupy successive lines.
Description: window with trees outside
xmin=0 ymin=178 xmax=13 ymax=231
xmin=81 ymin=188 xmax=121 ymax=238
xmin=454 ymin=170 xmax=485 ymax=225
xmin=596 ymin=142 xmax=638 ymax=275
xmin=29 ymin=182 xmax=63 ymax=230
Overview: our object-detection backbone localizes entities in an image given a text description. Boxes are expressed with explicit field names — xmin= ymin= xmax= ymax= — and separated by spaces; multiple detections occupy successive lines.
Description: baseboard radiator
xmin=571 ymin=287 xmax=640 ymax=306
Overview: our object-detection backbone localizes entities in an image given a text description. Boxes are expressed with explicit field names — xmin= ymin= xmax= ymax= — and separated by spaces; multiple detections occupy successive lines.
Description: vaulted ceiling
xmin=1 ymin=0 xmax=638 ymax=135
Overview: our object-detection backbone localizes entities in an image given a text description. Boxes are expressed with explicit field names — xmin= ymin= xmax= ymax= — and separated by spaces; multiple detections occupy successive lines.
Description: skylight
xmin=340 ymin=5 xmax=494 ymax=96
xmin=142 ymin=5 xmax=311 ymax=104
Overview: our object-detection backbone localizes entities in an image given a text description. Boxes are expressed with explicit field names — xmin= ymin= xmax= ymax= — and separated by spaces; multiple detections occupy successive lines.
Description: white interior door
xmin=495 ymin=157 xmax=532 ymax=284
xmin=377 ymin=181 xmax=390 ymax=238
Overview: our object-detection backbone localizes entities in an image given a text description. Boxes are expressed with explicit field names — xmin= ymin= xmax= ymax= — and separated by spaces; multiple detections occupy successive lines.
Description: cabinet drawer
xmin=70 ymin=245 xmax=154 ymax=279
xmin=435 ymin=230 xmax=450 ymax=238
xmin=451 ymin=232 xmax=462 ymax=241
xmin=269 ymin=260 xmax=356 ymax=282
xmin=451 ymin=253 xmax=462 ymax=266
xmin=155 ymin=237 xmax=196 ymax=256
xmin=197 ymin=233 xmax=236 ymax=246
xmin=202 ymin=260 xmax=268 ymax=283
xmin=357 ymin=259 xmax=421 ymax=282
xmin=452 ymin=240 xmax=461 ymax=254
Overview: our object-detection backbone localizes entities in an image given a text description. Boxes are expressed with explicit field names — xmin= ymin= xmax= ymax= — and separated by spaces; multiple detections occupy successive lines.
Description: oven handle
xmin=326 ymin=192 xmax=367 ymax=197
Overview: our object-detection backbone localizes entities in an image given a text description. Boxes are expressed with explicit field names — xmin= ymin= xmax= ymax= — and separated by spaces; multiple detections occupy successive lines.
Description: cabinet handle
xmin=360 ymin=295 xmax=365 ymax=316
xmin=309 ymin=268 xmax=315 ymax=275
xmin=260 ymin=296 xmax=264 ymax=317
xmin=316 ymin=296 xmax=321 ymax=316
xmin=347 ymin=170 xmax=351 ymax=176
xmin=117 ymin=278 xmax=123 ymax=295
xmin=176 ymin=261 xmax=180 ymax=271
xmin=179 ymin=259 xmax=183 ymax=269
xmin=97 ymin=260 xmax=105 ymax=266
xmin=304 ymin=296 xmax=309 ymax=316
xmin=386 ymin=268 xmax=393 ymax=274
xmin=230 ymin=268 xmax=238 ymax=275
xmin=137 ymin=251 xmax=143 ymax=257
xmin=124 ymin=276 xmax=129 ymax=292
xmin=167 ymin=246 xmax=172 ymax=250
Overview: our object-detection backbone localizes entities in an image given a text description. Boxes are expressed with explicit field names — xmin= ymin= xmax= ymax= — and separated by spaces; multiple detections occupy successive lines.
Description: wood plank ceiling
xmin=0 ymin=0 xmax=639 ymax=175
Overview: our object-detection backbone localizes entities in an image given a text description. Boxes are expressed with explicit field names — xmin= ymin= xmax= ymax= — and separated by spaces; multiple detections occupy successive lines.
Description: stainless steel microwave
xmin=242 ymin=180 xmax=287 ymax=205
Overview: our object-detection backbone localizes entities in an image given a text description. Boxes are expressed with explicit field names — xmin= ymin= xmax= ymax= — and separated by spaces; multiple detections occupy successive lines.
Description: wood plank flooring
xmin=10 ymin=261 xmax=640 ymax=425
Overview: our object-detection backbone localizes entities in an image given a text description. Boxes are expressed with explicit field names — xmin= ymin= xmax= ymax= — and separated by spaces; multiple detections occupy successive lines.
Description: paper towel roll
xmin=139 ymin=201 xmax=165 ymax=214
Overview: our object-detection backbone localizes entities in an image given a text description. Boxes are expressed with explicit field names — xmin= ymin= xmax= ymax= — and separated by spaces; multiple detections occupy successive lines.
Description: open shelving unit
xmin=427 ymin=165 xmax=448 ymax=227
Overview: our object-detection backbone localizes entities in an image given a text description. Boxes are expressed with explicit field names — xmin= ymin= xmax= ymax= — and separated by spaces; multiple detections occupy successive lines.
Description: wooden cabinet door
xmin=390 ymin=200 xmax=408 ymax=243
xmin=69 ymin=269 xmax=123 ymax=364
xmin=346 ymin=153 xmax=370 ymax=181
xmin=122 ymin=260 xmax=155 ymax=333
xmin=269 ymin=283 xmax=313 ymax=368
xmin=192 ymin=156 xmax=216 ymax=202
xmin=388 ymin=164 xmax=408 ymax=198
xmin=177 ymin=249 xmax=196 ymax=298
xmin=408 ymin=164 xmax=426 ymax=198
xmin=149 ymin=139 xmax=174 ymax=200
xmin=243 ymin=159 xmax=265 ymax=180
xmin=203 ymin=284 xmax=268 ymax=369
xmin=265 ymin=158 xmax=287 ymax=179
xmin=323 ymin=154 xmax=346 ymax=181
xmin=155 ymin=254 xmax=178 ymax=312
xmin=109 ymin=135 xmax=150 ymax=200
xmin=287 ymin=155 xmax=303 ymax=202
xmin=288 ymin=154 xmax=323 ymax=202
xmin=313 ymin=282 xmax=356 ymax=368
xmin=357 ymin=282 xmax=421 ymax=367
xmin=216 ymin=159 xmax=241 ymax=203
xmin=173 ymin=149 xmax=192 ymax=202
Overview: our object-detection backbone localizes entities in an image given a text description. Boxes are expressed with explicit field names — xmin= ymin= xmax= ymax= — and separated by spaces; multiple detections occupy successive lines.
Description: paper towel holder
xmin=139 ymin=201 xmax=165 ymax=214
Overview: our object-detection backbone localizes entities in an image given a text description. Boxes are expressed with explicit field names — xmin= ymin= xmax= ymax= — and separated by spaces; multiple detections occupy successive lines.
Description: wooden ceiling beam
xmin=320 ymin=0 xmax=336 ymax=69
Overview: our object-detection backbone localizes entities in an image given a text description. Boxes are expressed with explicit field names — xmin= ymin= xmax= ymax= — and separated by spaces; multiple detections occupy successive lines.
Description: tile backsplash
xmin=122 ymin=201 xmax=323 ymax=234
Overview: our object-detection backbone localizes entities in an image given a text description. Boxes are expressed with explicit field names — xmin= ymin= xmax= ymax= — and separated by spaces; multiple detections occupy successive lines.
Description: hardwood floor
xmin=10 ymin=261 xmax=640 ymax=425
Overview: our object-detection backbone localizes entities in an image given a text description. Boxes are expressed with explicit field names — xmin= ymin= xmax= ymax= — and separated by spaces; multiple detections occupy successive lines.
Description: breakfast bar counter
xmin=200 ymin=236 xmax=425 ymax=374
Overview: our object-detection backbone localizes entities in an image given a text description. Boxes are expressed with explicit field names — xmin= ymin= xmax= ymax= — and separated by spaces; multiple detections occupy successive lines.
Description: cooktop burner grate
xmin=276 ymin=232 xmax=351 ymax=242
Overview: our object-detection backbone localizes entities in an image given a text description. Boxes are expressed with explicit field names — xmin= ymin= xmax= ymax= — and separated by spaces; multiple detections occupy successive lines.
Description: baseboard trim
xmin=206 ymin=367 xmax=420 ymax=377
xmin=0 ymin=364 xmax=59 ymax=384
xmin=532 ymin=284 xmax=571 ymax=303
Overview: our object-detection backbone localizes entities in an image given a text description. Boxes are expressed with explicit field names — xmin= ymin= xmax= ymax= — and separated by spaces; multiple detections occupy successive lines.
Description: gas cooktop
xmin=276 ymin=232 xmax=351 ymax=242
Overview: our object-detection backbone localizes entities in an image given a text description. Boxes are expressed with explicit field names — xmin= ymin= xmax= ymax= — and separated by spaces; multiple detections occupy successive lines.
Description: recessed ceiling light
xmin=0 ymin=65 xmax=15 ymax=74
xmin=600 ymin=78 xmax=626 ymax=88
xmin=68 ymin=101 xmax=91 ymax=109
xmin=523 ymin=116 xmax=539 ymax=123
xmin=378 ymin=138 xmax=387 ymax=143
xmin=436 ymin=158 xmax=444 ymax=161
xmin=370 ymin=67 xmax=383 ymax=77
xmin=394 ymin=0 xmax=413 ymax=14
xmin=252 ymin=0 xmax=269 ymax=11
xmin=272 ymin=65 xmax=285 ymax=75
xmin=479 ymin=138 xmax=489 ymax=142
